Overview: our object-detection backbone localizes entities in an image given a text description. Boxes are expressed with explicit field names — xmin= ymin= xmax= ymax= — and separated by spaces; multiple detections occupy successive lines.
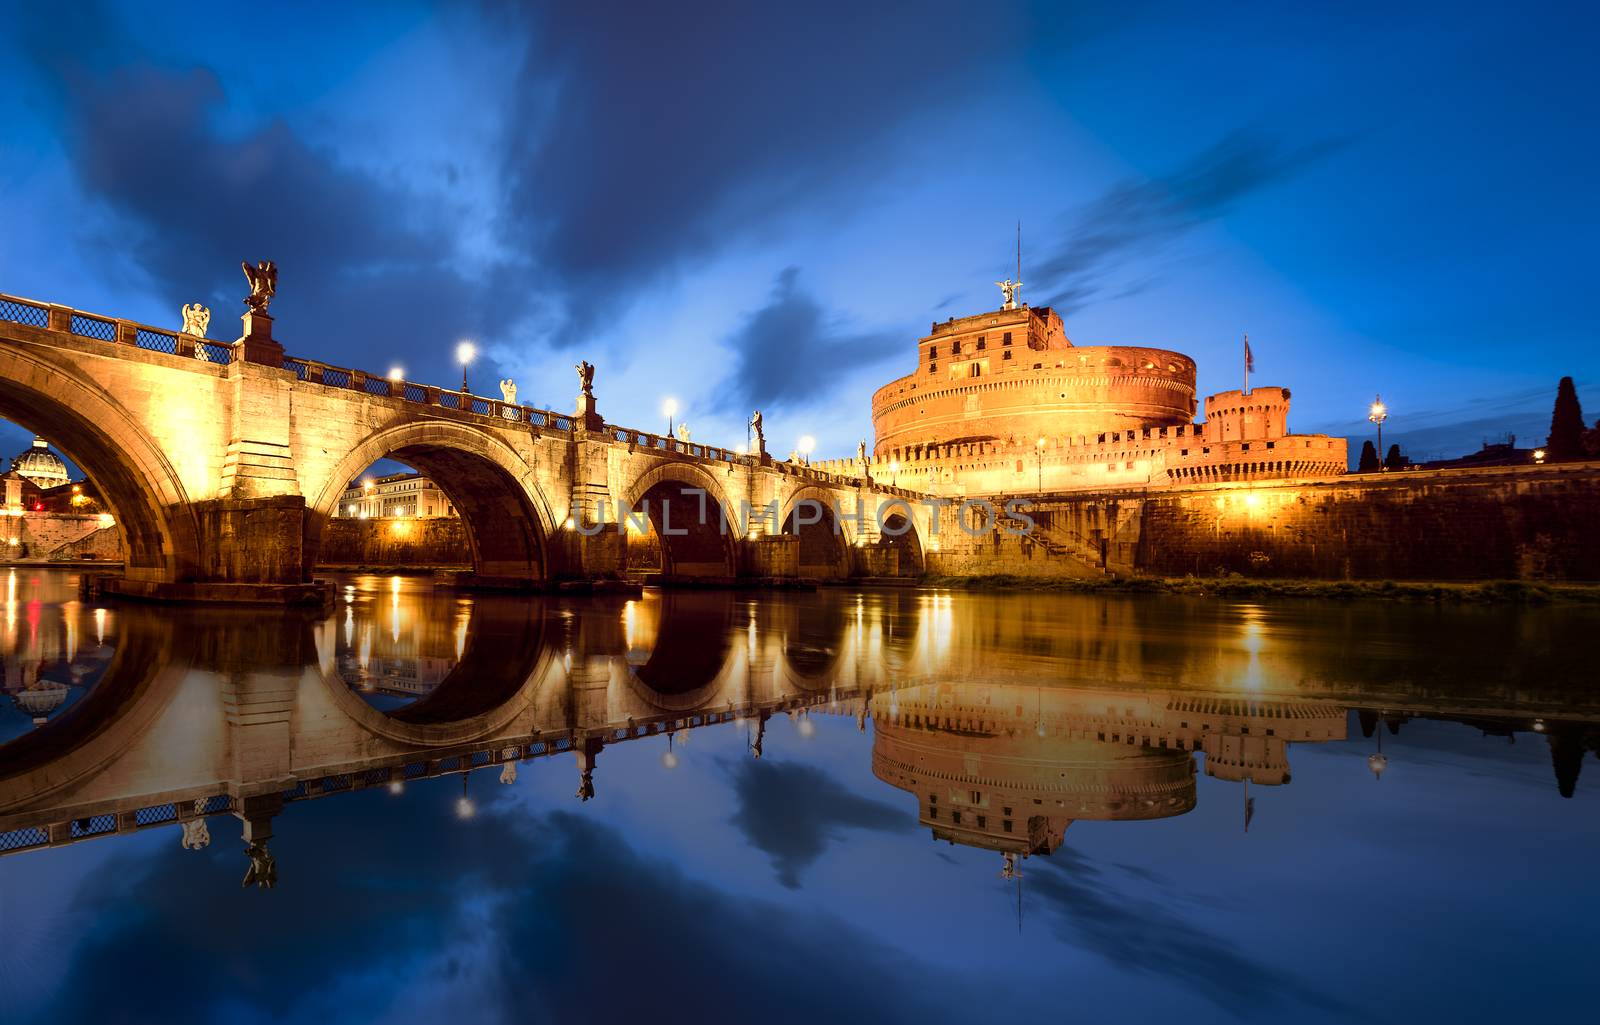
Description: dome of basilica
xmin=9 ymin=437 xmax=69 ymax=487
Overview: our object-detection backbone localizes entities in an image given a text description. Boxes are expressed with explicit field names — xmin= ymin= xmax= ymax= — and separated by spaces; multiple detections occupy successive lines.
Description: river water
xmin=1 ymin=567 xmax=1596 ymax=1023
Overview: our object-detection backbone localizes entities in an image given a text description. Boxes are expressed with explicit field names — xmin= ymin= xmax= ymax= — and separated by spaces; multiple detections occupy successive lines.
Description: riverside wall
xmin=924 ymin=462 xmax=1600 ymax=582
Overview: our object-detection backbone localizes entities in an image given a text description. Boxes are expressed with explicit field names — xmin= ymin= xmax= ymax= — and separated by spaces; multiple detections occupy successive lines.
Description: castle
xmin=814 ymin=291 xmax=1347 ymax=494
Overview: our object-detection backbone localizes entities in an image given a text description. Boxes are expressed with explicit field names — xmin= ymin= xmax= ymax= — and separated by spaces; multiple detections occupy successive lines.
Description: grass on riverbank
xmin=919 ymin=574 xmax=1600 ymax=604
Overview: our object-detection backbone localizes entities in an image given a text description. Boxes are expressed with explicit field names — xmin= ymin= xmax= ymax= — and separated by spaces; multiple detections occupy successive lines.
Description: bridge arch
xmin=0 ymin=346 xmax=200 ymax=581
xmin=621 ymin=461 xmax=740 ymax=581
xmin=779 ymin=486 xmax=852 ymax=580
xmin=309 ymin=421 xmax=556 ymax=584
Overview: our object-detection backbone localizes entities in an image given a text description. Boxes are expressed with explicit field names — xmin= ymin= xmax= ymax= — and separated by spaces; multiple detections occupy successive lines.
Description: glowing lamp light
xmin=388 ymin=780 xmax=405 ymax=795
xmin=662 ymin=397 xmax=679 ymax=418
xmin=1036 ymin=436 xmax=1047 ymax=449
xmin=455 ymin=341 xmax=477 ymax=366
xmin=1533 ymin=448 xmax=1547 ymax=464
xmin=798 ymin=435 xmax=816 ymax=463
xmin=1367 ymin=396 xmax=1388 ymax=426
xmin=388 ymin=366 xmax=405 ymax=382
xmin=1245 ymin=493 xmax=1261 ymax=507
xmin=455 ymin=796 xmax=476 ymax=819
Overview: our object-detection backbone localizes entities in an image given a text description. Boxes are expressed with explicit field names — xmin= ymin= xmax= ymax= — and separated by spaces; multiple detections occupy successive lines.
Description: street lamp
xmin=1368 ymin=394 xmax=1388 ymax=471
xmin=798 ymin=435 xmax=816 ymax=465
xmin=662 ymin=397 xmax=679 ymax=438
xmin=387 ymin=366 xmax=404 ymax=383
xmin=1533 ymin=448 xmax=1547 ymax=464
xmin=889 ymin=459 xmax=900 ymax=487
xmin=456 ymin=341 xmax=476 ymax=394
xmin=1036 ymin=435 xmax=1047 ymax=493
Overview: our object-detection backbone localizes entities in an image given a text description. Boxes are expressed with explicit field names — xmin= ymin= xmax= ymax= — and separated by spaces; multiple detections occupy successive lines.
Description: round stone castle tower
xmin=870 ymin=303 xmax=1197 ymax=461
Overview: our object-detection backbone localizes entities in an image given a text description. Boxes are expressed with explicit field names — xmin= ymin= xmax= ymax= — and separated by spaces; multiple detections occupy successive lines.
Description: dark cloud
xmin=726 ymin=755 xmax=913 ymax=888
xmin=1025 ymin=847 xmax=1353 ymax=1015
xmin=485 ymin=1 xmax=1022 ymax=337
xmin=1034 ymin=129 xmax=1351 ymax=313
xmin=20 ymin=788 xmax=966 ymax=1024
xmin=717 ymin=267 xmax=899 ymax=414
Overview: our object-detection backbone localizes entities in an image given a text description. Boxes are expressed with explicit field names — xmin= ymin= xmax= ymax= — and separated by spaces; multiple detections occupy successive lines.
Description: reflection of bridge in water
xmin=3 ymin=579 xmax=1598 ymax=880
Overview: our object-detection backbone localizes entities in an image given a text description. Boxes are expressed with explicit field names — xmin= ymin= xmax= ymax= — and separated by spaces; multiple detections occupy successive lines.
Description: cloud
xmin=717 ymin=267 xmax=899 ymax=414
xmin=18 ymin=793 xmax=964 ymax=1024
xmin=1033 ymin=129 xmax=1351 ymax=313
xmin=483 ymin=2 xmax=1019 ymax=337
xmin=726 ymin=755 xmax=913 ymax=888
xmin=1025 ymin=847 xmax=1353 ymax=1014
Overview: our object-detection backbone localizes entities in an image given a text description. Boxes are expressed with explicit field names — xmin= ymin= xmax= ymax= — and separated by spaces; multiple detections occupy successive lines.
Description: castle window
xmin=928 ymin=806 xmax=938 ymax=819
xmin=952 ymin=811 xmax=962 ymax=824
xmin=1243 ymin=443 xmax=1251 ymax=451
xmin=1181 ymin=449 xmax=1188 ymax=456
xmin=952 ymin=340 xmax=962 ymax=354
xmin=977 ymin=335 xmax=986 ymax=348
xmin=929 ymin=363 xmax=937 ymax=375
xmin=968 ymin=363 xmax=981 ymax=378
xmin=1002 ymin=820 xmax=1013 ymax=833
xmin=1003 ymin=332 xmax=1012 ymax=345
xmin=1016 ymin=460 xmax=1023 ymax=472
xmin=1033 ymin=363 xmax=1042 ymax=369
xmin=929 ymin=345 xmax=937 ymax=360
xmin=976 ymin=815 xmax=987 ymax=829
xmin=1003 ymin=350 xmax=1012 ymax=360
xmin=1266 ymin=441 xmax=1276 ymax=449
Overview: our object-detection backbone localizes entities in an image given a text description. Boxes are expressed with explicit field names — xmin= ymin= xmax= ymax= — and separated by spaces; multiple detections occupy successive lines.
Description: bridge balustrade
xmin=2 ymin=292 xmax=237 ymax=363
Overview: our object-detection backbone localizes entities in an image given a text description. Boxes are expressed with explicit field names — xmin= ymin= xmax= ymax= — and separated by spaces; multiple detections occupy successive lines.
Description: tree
xmin=1383 ymin=444 xmax=1405 ymax=470
xmin=1547 ymin=376 xmax=1586 ymax=461
xmin=1357 ymin=439 xmax=1379 ymax=472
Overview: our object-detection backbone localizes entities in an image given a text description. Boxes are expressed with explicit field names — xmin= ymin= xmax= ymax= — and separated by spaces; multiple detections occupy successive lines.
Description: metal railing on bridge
xmin=0 ymin=292 xmax=237 ymax=364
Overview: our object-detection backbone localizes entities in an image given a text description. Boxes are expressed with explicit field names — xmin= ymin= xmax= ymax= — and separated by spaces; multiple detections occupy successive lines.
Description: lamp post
xmin=456 ymin=341 xmax=476 ymax=394
xmin=798 ymin=435 xmax=815 ymax=466
xmin=662 ymin=397 xmax=679 ymax=438
xmin=889 ymin=459 xmax=900 ymax=487
xmin=1368 ymin=394 xmax=1388 ymax=471
xmin=1036 ymin=436 xmax=1047 ymax=493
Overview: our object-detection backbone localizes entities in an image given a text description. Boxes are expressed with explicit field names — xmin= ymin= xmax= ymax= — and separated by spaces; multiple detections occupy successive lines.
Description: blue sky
xmin=1 ymin=0 xmax=1595 ymax=465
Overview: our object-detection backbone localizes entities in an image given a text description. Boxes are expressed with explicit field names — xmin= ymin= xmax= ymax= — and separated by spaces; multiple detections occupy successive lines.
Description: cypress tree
xmin=1383 ymin=444 xmax=1404 ymax=470
xmin=1357 ymin=439 xmax=1379 ymax=472
xmin=1547 ymin=376 xmax=1586 ymax=461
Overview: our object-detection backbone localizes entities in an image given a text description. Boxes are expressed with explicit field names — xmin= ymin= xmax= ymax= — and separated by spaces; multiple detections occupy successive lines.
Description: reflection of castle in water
xmin=871 ymin=682 xmax=1346 ymax=865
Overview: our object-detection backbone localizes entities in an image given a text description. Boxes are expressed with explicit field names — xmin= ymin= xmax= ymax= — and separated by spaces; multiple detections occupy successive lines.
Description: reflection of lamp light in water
xmin=456 ymin=772 xmax=475 ymax=818
xmin=1368 ymin=726 xmax=1388 ymax=781
xmin=662 ymin=732 xmax=679 ymax=769
xmin=797 ymin=710 xmax=816 ymax=738
xmin=93 ymin=606 xmax=107 ymax=645
xmin=388 ymin=780 xmax=404 ymax=795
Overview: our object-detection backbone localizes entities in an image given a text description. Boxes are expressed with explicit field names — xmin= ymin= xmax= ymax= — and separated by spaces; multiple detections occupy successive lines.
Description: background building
xmin=336 ymin=472 xmax=457 ymax=519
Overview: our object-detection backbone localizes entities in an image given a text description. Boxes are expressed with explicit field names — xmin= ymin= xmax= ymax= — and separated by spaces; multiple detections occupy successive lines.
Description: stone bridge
xmin=0 ymin=292 xmax=933 ymax=601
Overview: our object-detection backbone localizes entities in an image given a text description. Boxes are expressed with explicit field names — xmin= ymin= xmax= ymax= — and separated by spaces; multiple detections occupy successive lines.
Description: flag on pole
xmin=1244 ymin=334 xmax=1255 ymax=375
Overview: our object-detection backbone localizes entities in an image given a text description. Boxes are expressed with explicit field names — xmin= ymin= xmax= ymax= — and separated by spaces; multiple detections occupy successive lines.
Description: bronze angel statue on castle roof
xmin=242 ymin=260 xmax=277 ymax=313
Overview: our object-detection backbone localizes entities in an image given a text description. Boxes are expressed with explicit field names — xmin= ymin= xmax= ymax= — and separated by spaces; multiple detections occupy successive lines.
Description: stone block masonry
xmin=925 ymin=462 xmax=1600 ymax=582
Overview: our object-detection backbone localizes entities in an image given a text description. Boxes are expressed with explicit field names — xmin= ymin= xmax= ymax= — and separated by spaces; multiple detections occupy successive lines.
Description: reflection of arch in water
xmin=625 ymin=593 xmax=739 ymax=711
xmin=0 ymin=606 xmax=189 ymax=810
xmin=309 ymin=422 xmax=557 ymax=584
xmin=320 ymin=597 xmax=556 ymax=747
xmin=776 ymin=594 xmax=848 ymax=690
xmin=623 ymin=463 xmax=739 ymax=581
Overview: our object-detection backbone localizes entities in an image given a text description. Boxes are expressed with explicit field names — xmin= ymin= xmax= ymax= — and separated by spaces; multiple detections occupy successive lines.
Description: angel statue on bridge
xmin=242 ymin=260 xmax=277 ymax=313
xmin=180 ymin=302 xmax=210 ymax=338
xmin=575 ymin=360 xmax=595 ymax=397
